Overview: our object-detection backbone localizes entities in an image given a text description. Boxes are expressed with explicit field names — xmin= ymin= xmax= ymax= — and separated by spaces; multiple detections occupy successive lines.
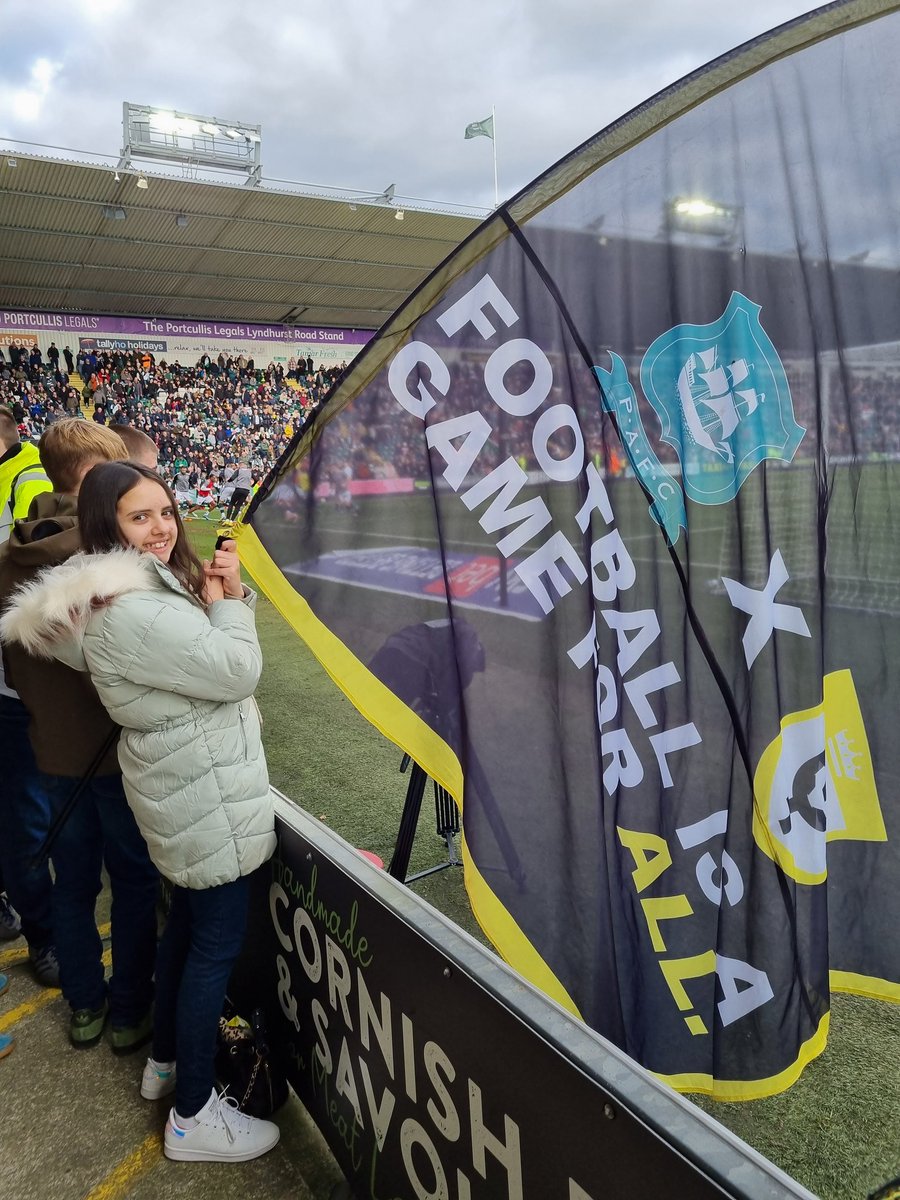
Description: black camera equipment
xmin=368 ymin=618 xmax=524 ymax=888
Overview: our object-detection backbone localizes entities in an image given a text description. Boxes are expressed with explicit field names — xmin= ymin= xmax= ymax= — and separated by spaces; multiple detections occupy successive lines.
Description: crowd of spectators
xmin=5 ymin=338 xmax=900 ymax=515
xmin=1 ymin=340 xmax=347 ymax=508
xmin=0 ymin=340 xmax=82 ymax=436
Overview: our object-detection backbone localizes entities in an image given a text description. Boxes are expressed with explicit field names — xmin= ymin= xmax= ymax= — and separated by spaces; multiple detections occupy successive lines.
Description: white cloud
xmin=12 ymin=91 xmax=42 ymax=122
xmin=75 ymin=0 xmax=130 ymax=20
xmin=31 ymin=58 xmax=60 ymax=90
xmin=8 ymin=57 xmax=62 ymax=124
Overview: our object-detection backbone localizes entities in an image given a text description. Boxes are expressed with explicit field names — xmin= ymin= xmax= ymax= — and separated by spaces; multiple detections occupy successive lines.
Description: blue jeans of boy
xmin=0 ymin=695 xmax=54 ymax=948
xmin=153 ymin=874 xmax=251 ymax=1117
xmin=43 ymin=771 xmax=158 ymax=1024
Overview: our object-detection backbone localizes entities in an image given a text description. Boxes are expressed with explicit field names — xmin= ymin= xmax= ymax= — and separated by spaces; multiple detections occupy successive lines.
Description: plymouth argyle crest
xmin=596 ymin=294 xmax=805 ymax=543
xmin=640 ymin=292 xmax=805 ymax=509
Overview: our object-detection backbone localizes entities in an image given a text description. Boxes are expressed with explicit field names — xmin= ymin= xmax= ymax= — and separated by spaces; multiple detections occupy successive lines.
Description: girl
xmin=1 ymin=462 xmax=278 ymax=1163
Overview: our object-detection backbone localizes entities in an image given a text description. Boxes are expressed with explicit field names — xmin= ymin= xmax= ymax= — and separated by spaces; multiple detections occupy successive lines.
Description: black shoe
xmin=29 ymin=944 xmax=60 ymax=988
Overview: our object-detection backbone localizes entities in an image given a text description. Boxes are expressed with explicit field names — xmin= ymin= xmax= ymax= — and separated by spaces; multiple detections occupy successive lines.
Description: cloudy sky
xmin=1 ymin=0 xmax=818 ymax=211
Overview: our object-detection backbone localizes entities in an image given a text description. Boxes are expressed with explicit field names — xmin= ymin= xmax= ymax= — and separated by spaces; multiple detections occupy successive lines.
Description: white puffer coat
xmin=1 ymin=548 xmax=276 ymax=889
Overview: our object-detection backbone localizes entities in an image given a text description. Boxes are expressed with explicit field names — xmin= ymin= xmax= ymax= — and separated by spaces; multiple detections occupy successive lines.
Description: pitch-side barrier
xmin=232 ymin=793 xmax=816 ymax=1200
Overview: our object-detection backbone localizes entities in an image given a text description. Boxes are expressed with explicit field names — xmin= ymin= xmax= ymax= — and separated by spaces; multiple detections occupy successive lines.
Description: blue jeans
xmin=0 ymin=696 xmax=54 ymax=948
xmin=44 ymin=772 xmax=158 ymax=1024
xmin=153 ymin=875 xmax=251 ymax=1117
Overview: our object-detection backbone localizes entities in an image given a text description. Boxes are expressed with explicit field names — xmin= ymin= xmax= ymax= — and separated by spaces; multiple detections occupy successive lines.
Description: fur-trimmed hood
xmin=0 ymin=547 xmax=164 ymax=666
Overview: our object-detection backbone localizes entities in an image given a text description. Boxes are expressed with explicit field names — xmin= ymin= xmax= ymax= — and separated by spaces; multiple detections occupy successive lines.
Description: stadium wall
xmin=0 ymin=308 xmax=375 ymax=368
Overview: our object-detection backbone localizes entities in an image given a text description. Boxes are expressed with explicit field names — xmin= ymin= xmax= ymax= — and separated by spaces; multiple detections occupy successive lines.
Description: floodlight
xmin=175 ymin=214 xmax=189 ymax=228
xmin=136 ymin=175 xmax=148 ymax=189
xmin=113 ymin=170 xmax=120 ymax=182
xmin=149 ymin=112 xmax=177 ymax=134
xmin=102 ymin=205 xmax=127 ymax=220
xmin=6 ymin=158 xmax=17 ymax=168
xmin=674 ymin=199 xmax=719 ymax=217
xmin=121 ymin=103 xmax=263 ymax=184
xmin=395 ymin=210 xmax=405 ymax=220
xmin=667 ymin=195 xmax=741 ymax=240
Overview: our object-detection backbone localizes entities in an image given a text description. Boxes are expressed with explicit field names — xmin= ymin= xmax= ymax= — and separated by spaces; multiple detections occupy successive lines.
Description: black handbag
xmin=215 ymin=1006 xmax=289 ymax=1118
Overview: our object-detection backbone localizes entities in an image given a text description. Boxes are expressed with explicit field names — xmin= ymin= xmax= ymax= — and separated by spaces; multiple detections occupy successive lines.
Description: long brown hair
xmin=78 ymin=461 xmax=206 ymax=600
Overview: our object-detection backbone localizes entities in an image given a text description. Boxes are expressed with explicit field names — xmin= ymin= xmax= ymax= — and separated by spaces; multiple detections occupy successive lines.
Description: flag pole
xmin=491 ymin=104 xmax=499 ymax=208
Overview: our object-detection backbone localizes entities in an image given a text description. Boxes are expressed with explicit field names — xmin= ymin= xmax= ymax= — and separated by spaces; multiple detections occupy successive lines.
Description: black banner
xmin=234 ymin=803 xmax=814 ymax=1199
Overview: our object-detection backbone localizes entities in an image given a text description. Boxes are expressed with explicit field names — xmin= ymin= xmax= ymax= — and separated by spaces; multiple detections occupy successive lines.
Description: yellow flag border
xmin=830 ymin=970 xmax=900 ymax=1003
xmin=660 ymin=1011 xmax=831 ymax=1102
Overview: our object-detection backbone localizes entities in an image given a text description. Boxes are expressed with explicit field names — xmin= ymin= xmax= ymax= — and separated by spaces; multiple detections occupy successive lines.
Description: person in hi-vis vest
xmin=0 ymin=407 xmax=52 ymax=544
xmin=0 ymin=405 xmax=55 ymax=1055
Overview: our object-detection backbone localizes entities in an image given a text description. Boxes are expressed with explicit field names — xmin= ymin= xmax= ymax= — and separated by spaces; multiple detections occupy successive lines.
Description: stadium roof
xmin=0 ymin=152 xmax=483 ymax=331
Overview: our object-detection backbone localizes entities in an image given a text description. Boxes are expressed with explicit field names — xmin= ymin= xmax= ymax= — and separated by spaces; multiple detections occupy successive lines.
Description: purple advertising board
xmin=0 ymin=309 xmax=375 ymax=366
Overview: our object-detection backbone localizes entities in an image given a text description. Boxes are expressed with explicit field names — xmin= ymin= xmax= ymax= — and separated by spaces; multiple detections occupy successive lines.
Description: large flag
xmin=240 ymin=0 xmax=900 ymax=1098
xmin=465 ymin=115 xmax=494 ymax=140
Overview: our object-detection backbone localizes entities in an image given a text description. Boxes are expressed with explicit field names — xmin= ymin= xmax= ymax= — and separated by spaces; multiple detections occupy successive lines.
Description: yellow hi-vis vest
xmin=0 ymin=442 xmax=52 ymax=544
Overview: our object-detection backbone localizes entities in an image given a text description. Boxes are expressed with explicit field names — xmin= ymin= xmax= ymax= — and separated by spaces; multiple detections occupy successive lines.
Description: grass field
xmin=189 ymin=468 xmax=900 ymax=1200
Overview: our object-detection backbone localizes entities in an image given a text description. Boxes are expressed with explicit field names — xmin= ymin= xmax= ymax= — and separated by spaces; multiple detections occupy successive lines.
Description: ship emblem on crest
xmin=677 ymin=347 xmax=763 ymax=465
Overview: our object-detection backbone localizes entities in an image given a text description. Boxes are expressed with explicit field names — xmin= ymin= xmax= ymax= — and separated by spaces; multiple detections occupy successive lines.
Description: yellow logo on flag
xmin=752 ymin=670 xmax=886 ymax=884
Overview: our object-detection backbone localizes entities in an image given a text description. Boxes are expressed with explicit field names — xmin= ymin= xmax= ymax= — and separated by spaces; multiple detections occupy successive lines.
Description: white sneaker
xmin=141 ymin=1057 xmax=176 ymax=1100
xmin=164 ymin=1088 xmax=280 ymax=1162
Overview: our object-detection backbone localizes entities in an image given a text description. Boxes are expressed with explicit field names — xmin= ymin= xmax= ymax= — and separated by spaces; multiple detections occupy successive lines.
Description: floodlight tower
xmin=119 ymin=102 xmax=263 ymax=186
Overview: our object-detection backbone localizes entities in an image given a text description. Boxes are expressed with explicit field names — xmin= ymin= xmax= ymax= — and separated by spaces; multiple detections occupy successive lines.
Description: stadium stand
xmin=0 ymin=343 xmax=348 ymax=512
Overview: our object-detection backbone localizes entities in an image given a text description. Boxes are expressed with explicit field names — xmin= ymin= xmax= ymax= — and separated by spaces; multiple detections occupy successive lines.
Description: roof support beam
xmin=0 ymin=223 xmax=428 ymax=274
xmin=0 ymin=253 xmax=412 ymax=301
xmin=1 ymin=279 xmax=393 ymax=319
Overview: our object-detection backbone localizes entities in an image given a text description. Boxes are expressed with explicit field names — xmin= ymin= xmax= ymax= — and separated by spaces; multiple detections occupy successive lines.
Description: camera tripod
xmin=387 ymin=753 xmax=461 ymax=883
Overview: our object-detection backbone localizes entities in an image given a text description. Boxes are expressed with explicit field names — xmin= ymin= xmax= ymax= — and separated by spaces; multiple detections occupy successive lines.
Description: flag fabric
xmin=241 ymin=0 xmax=900 ymax=1099
xmin=465 ymin=115 xmax=494 ymax=140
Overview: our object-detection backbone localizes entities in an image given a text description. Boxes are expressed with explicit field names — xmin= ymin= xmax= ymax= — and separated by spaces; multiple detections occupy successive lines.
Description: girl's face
xmin=116 ymin=478 xmax=178 ymax=563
